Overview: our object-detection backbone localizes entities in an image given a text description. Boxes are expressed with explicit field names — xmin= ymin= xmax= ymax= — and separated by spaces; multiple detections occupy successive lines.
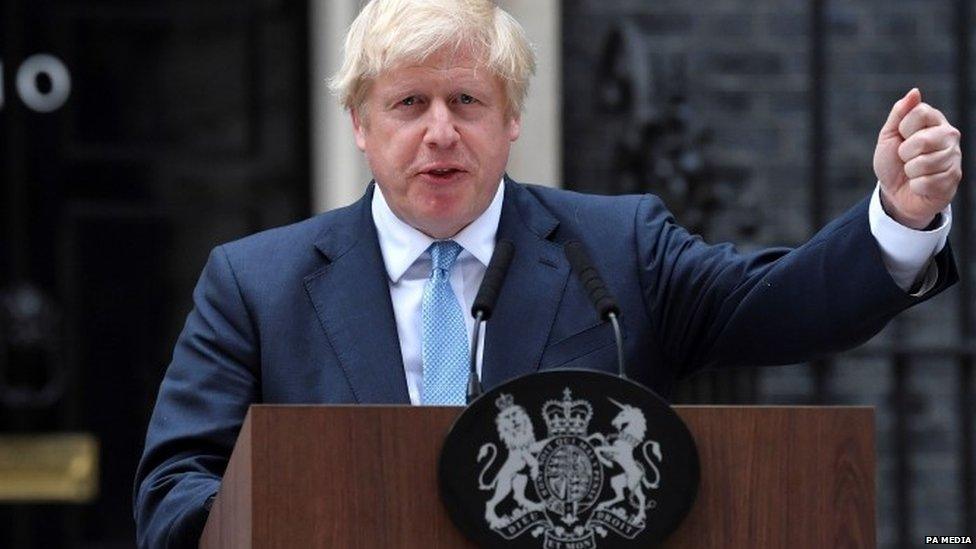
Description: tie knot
xmin=429 ymin=240 xmax=463 ymax=273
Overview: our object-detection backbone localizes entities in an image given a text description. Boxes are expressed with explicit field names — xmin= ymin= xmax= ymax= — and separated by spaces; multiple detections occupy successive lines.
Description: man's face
xmin=352 ymin=47 xmax=521 ymax=238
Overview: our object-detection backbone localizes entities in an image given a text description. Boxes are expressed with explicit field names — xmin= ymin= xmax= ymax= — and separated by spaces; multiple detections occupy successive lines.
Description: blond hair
xmin=329 ymin=0 xmax=536 ymax=117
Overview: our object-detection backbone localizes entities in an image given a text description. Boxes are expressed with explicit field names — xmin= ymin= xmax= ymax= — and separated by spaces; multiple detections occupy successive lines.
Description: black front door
xmin=0 ymin=0 xmax=309 ymax=546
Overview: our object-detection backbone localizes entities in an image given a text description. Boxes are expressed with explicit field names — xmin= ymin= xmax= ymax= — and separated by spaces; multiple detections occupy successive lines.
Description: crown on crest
xmin=495 ymin=393 xmax=515 ymax=411
xmin=542 ymin=388 xmax=593 ymax=436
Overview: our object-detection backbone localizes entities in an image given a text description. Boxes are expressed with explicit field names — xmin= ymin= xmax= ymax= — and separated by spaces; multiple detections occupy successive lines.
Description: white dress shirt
xmin=372 ymin=180 xmax=951 ymax=404
xmin=372 ymin=181 xmax=504 ymax=405
xmin=868 ymin=183 xmax=951 ymax=294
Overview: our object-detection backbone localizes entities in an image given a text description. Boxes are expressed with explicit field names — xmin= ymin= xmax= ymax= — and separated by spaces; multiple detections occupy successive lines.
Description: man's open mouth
xmin=420 ymin=166 xmax=466 ymax=181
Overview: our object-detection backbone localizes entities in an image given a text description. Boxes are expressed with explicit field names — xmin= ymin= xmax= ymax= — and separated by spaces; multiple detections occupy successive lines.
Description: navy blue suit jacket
xmin=134 ymin=178 xmax=956 ymax=547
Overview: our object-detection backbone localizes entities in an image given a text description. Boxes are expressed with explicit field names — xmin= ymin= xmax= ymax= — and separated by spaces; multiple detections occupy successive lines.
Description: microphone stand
xmin=467 ymin=310 xmax=484 ymax=404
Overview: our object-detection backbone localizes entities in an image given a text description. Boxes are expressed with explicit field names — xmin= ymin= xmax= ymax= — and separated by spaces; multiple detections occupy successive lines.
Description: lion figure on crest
xmin=477 ymin=394 xmax=547 ymax=528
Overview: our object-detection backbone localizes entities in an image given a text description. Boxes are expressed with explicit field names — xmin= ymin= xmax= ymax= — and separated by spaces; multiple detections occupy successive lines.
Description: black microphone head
xmin=563 ymin=240 xmax=589 ymax=273
xmin=471 ymin=239 xmax=514 ymax=320
xmin=564 ymin=240 xmax=620 ymax=319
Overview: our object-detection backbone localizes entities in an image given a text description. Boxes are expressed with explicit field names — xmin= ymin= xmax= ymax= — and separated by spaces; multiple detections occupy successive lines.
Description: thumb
xmin=879 ymin=88 xmax=921 ymax=139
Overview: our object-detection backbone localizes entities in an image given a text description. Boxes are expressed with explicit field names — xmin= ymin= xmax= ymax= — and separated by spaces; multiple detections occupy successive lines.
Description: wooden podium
xmin=199 ymin=405 xmax=875 ymax=548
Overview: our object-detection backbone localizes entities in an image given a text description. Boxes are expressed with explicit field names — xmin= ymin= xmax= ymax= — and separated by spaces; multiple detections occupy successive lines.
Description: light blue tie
xmin=421 ymin=240 xmax=468 ymax=405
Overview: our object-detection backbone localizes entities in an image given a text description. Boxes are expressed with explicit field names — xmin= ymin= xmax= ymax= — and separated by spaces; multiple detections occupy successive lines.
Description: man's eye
xmin=459 ymin=94 xmax=476 ymax=105
xmin=400 ymin=96 xmax=417 ymax=106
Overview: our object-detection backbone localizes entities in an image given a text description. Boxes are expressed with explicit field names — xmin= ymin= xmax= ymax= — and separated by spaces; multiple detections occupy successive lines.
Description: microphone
xmin=472 ymin=239 xmax=514 ymax=321
xmin=563 ymin=240 xmax=626 ymax=379
xmin=466 ymin=239 xmax=515 ymax=403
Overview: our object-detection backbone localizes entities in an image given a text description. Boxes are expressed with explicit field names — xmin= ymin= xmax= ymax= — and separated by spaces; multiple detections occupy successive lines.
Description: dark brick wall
xmin=562 ymin=0 xmax=973 ymax=545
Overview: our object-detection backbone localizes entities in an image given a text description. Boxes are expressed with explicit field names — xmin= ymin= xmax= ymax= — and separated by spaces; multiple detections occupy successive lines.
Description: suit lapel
xmin=482 ymin=179 xmax=571 ymax=389
xmin=303 ymin=185 xmax=411 ymax=403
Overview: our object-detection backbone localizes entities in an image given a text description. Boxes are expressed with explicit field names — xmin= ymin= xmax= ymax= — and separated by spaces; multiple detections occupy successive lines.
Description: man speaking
xmin=134 ymin=0 xmax=961 ymax=546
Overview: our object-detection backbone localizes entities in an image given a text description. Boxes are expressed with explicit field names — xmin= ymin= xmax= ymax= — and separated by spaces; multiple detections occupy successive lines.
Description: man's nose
xmin=422 ymin=100 xmax=460 ymax=148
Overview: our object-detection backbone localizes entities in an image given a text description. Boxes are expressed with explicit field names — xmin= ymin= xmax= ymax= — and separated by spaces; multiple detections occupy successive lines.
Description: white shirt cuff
xmin=869 ymin=183 xmax=951 ymax=293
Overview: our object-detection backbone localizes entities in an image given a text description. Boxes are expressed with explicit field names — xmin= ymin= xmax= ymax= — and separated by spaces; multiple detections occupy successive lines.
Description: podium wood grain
xmin=200 ymin=405 xmax=874 ymax=548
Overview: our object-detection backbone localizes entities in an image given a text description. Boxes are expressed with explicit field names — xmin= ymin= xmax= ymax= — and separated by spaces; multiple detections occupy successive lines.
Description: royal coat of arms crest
xmin=475 ymin=388 xmax=663 ymax=549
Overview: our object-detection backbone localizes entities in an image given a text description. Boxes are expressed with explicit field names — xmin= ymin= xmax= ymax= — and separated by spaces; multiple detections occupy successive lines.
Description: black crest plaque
xmin=439 ymin=369 xmax=699 ymax=548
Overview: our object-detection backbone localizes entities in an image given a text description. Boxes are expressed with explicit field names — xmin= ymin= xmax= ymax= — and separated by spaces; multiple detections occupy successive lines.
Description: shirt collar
xmin=371 ymin=179 xmax=504 ymax=283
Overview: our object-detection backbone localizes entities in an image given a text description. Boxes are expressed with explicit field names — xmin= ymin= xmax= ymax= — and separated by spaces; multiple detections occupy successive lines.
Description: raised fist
xmin=873 ymin=88 xmax=962 ymax=229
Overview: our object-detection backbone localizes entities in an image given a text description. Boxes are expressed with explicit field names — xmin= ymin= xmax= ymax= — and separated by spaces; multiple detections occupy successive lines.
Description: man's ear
xmin=508 ymin=114 xmax=521 ymax=142
xmin=351 ymin=108 xmax=367 ymax=151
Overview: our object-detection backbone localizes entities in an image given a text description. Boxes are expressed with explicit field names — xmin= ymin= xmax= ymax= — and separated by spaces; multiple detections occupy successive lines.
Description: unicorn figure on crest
xmin=592 ymin=399 xmax=662 ymax=525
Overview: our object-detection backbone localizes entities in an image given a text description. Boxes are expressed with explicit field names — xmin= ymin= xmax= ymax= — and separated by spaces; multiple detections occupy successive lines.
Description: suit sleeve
xmin=635 ymin=194 xmax=958 ymax=378
xmin=133 ymin=245 xmax=260 ymax=548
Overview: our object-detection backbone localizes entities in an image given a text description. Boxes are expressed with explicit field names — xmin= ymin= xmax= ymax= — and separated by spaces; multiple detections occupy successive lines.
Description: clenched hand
xmin=873 ymin=88 xmax=962 ymax=229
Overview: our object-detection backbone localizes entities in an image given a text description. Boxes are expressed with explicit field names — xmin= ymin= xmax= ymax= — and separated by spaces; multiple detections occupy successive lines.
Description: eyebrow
xmin=381 ymin=71 xmax=494 ymax=94
xmin=391 ymin=82 xmax=493 ymax=99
